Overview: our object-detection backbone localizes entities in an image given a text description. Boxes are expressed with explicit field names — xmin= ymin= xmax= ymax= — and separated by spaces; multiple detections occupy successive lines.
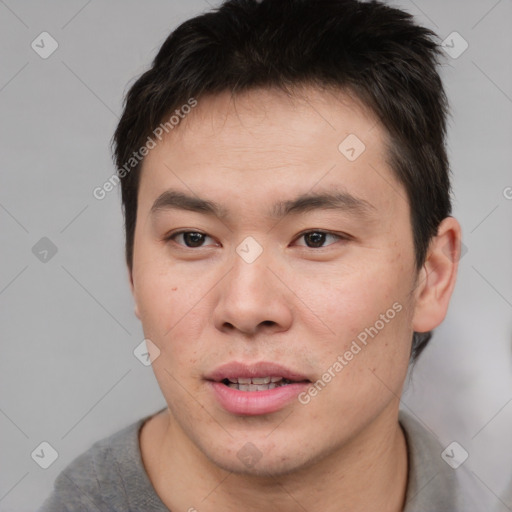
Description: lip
xmin=205 ymin=361 xmax=311 ymax=416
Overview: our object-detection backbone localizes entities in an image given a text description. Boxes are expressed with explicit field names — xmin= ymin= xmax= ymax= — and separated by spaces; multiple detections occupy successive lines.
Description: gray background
xmin=0 ymin=1 xmax=511 ymax=510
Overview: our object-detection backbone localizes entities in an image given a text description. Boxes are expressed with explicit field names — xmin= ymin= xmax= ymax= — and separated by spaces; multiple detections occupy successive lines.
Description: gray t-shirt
xmin=37 ymin=409 xmax=493 ymax=511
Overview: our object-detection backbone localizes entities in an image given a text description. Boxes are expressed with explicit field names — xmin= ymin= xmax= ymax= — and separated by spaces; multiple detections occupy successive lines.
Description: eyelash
xmin=164 ymin=229 xmax=348 ymax=250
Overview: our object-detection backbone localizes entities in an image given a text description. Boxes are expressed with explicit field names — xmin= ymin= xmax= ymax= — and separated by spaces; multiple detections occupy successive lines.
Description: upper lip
xmin=206 ymin=361 xmax=311 ymax=382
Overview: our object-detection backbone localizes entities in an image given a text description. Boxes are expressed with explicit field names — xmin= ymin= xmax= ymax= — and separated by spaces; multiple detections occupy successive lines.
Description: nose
xmin=212 ymin=246 xmax=293 ymax=336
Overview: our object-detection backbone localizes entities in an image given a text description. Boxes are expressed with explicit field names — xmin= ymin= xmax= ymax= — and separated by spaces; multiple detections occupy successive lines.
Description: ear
xmin=412 ymin=216 xmax=462 ymax=333
xmin=128 ymin=265 xmax=141 ymax=320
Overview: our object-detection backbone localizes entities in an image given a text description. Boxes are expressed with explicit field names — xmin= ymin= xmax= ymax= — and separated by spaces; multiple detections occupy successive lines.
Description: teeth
xmin=255 ymin=384 xmax=273 ymax=391
xmin=222 ymin=376 xmax=300 ymax=390
xmin=251 ymin=377 xmax=271 ymax=384
xmin=228 ymin=382 xmax=280 ymax=391
xmin=226 ymin=376 xmax=283 ymax=385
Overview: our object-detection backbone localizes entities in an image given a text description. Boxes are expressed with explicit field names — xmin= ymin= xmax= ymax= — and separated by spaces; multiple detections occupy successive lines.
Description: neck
xmin=141 ymin=404 xmax=408 ymax=512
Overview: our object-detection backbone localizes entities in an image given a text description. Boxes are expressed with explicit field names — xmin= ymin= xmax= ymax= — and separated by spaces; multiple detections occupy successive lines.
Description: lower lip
xmin=208 ymin=381 xmax=310 ymax=416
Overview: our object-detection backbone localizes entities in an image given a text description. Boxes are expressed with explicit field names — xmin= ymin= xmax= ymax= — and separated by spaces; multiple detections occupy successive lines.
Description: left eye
xmin=294 ymin=230 xmax=344 ymax=248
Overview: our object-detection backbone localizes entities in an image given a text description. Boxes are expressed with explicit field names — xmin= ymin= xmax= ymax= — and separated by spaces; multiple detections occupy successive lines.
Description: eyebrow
xmin=150 ymin=188 xmax=377 ymax=220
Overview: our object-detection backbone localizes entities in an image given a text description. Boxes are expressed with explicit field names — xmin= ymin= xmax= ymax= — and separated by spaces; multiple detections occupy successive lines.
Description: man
xmin=39 ymin=0 xmax=491 ymax=510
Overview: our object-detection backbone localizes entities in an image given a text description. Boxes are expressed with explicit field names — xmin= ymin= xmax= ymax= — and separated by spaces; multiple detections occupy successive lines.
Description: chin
xmin=211 ymin=451 xmax=309 ymax=478
xmin=196 ymin=434 xmax=331 ymax=479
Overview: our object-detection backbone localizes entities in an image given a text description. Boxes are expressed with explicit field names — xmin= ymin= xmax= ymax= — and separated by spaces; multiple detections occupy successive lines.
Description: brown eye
xmin=168 ymin=231 xmax=214 ymax=248
xmin=295 ymin=231 xmax=345 ymax=248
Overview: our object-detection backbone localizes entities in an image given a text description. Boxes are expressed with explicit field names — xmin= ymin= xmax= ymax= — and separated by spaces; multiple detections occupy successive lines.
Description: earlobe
xmin=411 ymin=217 xmax=462 ymax=333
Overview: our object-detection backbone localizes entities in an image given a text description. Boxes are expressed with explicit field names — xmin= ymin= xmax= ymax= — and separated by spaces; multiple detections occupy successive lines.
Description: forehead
xmin=139 ymin=86 xmax=405 ymax=223
xmin=166 ymin=86 xmax=382 ymax=160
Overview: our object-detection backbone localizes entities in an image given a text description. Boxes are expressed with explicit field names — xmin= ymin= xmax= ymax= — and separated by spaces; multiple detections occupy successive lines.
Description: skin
xmin=130 ymin=86 xmax=461 ymax=512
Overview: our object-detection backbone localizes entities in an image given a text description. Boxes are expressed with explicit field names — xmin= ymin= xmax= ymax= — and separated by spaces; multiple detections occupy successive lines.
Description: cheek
xmin=133 ymin=261 xmax=218 ymax=372
xmin=132 ymin=258 xmax=187 ymax=342
xmin=299 ymin=263 xmax=403 ymax=331
xmin=132 ymin=235 xmax=196 ymax=324
xmin=295 ymin=253 xmax=415 ymax=376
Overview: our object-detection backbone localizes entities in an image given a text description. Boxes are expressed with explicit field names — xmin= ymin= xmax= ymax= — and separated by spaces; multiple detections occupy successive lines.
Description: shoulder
xmin=399 ymin=410 xmax=497 ymax=512
xmin=37 ymin=412 xmax=168 ymax=512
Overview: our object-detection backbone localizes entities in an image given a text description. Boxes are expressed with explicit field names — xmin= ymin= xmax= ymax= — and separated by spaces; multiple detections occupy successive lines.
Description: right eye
xmin=165 ymin=230 xmax=217 ymax=249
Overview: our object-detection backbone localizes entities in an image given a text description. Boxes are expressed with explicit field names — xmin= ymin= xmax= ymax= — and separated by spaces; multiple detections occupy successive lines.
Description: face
xmin=130 ymin=86 xmax=423 ymax=476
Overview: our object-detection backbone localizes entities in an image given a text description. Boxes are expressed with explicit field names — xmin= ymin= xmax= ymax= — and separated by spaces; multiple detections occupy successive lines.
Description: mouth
xmin=220 ymin=376 xmax=308 ymax=391
xmin=206 ymin=361 xmax=311 ymax=415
